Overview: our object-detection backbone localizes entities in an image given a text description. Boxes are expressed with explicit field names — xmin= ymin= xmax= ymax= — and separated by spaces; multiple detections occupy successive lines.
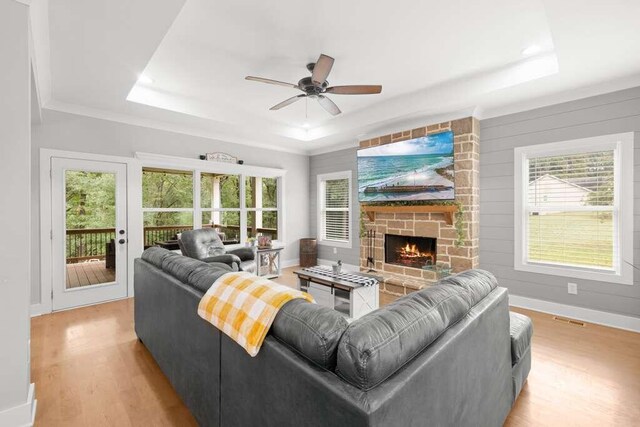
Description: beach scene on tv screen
xmin=357 ymin=131 xmax=454 ymax=202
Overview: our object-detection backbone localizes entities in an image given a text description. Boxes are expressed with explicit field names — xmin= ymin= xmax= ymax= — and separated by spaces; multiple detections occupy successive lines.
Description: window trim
xmin=138 ymin=154 xmax=285 ymax=249
xmin=514 ymin=133 xmax=634 ymax=285
xmin=317 ymin=171 xmax=353 ymax=249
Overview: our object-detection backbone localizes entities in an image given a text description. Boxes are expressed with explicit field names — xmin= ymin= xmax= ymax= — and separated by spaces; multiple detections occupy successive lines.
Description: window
xmin=142 ymin=168 xmax=194 ymax=247
xmin=318 ymin=171 xmax=352 ymax=248
xmin=141 ymin=162 xmax=283 ymax=248
xmin=201 ymin=173 xmax=241 ymax=244
xmin=246 ymin=176 xmax=279 ymax=241
xmin=514 ymin=133 xmax=634 ymax=285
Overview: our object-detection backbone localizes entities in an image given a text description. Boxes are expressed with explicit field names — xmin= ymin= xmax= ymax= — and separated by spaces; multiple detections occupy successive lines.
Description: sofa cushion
xmin=509 ymin=311 xmax=533 ymax=365
xmin=272 ymin=299 xmax=349 ymax=370
xmin=161 ymin=253 xmax=210 ymax=284
xmin=437 ymin=269 xmax=499 ymax=307
xmin=140 ymin=247 xmax=232 ymax=293
xmin=141 ymin=246 xmax=176 ymax=269
xmin=335 ymin=269 xmax=499 ymax=390
xmin=188 ymin=265 xmax=231 ymax=293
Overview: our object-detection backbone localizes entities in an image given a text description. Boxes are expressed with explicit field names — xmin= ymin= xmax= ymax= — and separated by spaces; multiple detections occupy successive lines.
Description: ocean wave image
xmin=357 ymin=131 xmax=454 ymax=202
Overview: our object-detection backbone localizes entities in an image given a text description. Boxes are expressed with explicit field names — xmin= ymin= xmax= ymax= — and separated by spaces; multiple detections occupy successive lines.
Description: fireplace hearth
xmin=385 ymin=234 xmax=437 ymax=269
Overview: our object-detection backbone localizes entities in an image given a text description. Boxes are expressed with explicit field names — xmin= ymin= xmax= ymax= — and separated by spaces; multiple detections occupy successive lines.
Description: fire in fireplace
xmin=385 ymin=234 xmax=437 ymax=269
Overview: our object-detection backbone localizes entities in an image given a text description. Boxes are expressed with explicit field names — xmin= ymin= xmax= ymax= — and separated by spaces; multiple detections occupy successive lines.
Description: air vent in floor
xmin=553 ymin=316 xmax=585 ymax=327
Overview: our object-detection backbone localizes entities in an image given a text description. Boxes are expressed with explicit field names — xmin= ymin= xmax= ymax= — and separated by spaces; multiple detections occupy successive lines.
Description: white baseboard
xmin=281 ymin=259 xmax=299 ymax=269
xmin=509 ymin=294 xmax=640 ymax=333
xmin=30 ymin=303 xmax=47 ymax=317
xmin=317 ymin=258 xmax=360 ymax=272
xmin=0 ymin=383 xmax=37 ymax=427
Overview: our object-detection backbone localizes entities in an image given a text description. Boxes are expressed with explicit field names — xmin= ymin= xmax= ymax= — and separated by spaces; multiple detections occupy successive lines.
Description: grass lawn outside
xmin=528 ymin=211 xmax=613 ymax=269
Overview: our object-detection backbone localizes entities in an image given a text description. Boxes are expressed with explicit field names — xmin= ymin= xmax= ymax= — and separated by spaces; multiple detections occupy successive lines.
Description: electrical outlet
xmin=333 ymin=247 xmax=338 ymax=254
xmin=568 ymin=282 xmax=578 ymax=295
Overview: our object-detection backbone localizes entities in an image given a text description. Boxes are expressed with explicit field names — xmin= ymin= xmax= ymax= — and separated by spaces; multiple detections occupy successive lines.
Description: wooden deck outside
xmin=66 ymin=261 xmax=115 ymax=288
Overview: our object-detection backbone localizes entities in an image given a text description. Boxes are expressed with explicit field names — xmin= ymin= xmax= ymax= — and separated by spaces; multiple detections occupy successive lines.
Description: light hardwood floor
xmin=31 ymin=267 xmax=640 ymax=426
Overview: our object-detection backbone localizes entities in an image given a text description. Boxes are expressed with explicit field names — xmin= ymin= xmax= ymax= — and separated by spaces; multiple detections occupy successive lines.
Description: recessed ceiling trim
xmin=43 ymin=100 xmax=310 ymax=155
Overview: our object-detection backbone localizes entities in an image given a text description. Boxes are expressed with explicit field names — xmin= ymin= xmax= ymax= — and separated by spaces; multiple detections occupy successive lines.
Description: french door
xmin=51 ymin=158 xmax=128 ymax=310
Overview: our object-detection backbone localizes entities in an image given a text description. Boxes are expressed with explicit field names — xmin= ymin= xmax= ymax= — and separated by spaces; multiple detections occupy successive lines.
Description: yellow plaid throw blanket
xmin=197 ymin=272 xmax=314 ymax=357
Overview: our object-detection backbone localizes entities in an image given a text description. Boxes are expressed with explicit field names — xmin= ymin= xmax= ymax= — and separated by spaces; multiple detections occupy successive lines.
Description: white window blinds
xmin=321 ymin=177 xmax=350 ymax=243
xmin=526 ymin=150 xmax=616 ymax=270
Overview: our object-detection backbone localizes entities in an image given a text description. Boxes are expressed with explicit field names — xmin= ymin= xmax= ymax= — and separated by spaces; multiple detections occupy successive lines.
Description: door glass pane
xmin=202 ymin=211 xmax=240 ymax=244
xmin=201 ymin=173 xmax=240 ymax=209
xmin=65 ymin=170 xmax=116 ymax=288
xmin=248 ymin=210 xmax=278 ymax=240
xmin=143 ymin=212 xmax=193 ymax=248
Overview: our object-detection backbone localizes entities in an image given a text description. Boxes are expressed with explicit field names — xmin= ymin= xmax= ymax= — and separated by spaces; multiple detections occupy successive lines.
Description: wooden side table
xmin=254 ymin=246 xmax=284 ymax=279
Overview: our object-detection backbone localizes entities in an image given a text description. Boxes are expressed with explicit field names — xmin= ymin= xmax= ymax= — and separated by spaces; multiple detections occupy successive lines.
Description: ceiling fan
xmin=245 ymin=54 xmax=382 ymax=116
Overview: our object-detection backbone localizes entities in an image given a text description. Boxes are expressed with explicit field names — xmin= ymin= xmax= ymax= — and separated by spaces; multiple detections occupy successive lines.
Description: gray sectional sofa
xmin=134 ymin=247 xmax=532 ymax=427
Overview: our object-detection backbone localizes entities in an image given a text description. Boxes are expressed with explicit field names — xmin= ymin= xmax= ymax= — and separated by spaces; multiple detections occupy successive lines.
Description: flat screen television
xmin=357 ymin=130 xmax=454 ymax=202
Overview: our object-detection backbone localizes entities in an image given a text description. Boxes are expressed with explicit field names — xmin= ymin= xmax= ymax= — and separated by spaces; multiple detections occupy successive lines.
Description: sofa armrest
xmin=206 ymin=262 xmax=233 ymax=272
xmin=202 ymin=254 xmax=241 ymax=267
xmin=227 ymin=247 xmax=255 ymax=261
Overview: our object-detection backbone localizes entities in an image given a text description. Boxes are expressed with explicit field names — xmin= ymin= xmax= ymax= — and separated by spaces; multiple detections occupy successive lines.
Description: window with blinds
xmin=526 ymin=150 xmax=615 ymax=270
xmin=318 ymin=172 xmax=351 ymax=246
xmin=514 ymin=133 xmax=634 ymax=285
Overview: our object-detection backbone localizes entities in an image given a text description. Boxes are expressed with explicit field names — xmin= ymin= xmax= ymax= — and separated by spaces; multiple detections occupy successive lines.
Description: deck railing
xmin=66 ymin=225 xmax=278 ymax=263
xmin=66 ymin=228 xmax=116 ymax=263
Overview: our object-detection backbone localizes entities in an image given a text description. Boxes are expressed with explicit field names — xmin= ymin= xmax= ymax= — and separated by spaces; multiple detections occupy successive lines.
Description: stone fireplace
xmin=385 ymin=234 xmax=437 ymax=269
xmin=359 ymin=117 xmax=480 ymax=297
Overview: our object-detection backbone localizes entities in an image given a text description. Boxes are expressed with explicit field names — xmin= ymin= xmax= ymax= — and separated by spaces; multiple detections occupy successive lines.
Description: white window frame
xmin=514 ymin=133 xmax=634 ymax=285
xmin=141 ymin=169 xmax=196 ymax=246
xmin=137 ymin=152 xmax=286 ymax=249
xmin=317 ymin=171 xmax=353 ymax=249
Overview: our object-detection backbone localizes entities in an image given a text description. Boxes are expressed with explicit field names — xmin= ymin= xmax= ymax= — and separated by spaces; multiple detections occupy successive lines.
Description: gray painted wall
xmin=309 ymin=87 xmax=640 ymax=319
xmin=0 ymin=0 xmax=31 ymax=413
xmin=480 ymin=86 xmax=640 ymax=319
xmin=31 ymin=109 xmax=309 ymax=305
xmin=309 ymin=147 xmax=361 ymax=266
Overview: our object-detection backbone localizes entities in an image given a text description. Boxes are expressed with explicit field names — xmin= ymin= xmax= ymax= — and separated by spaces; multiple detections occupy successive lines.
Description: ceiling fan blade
xmin=311 ymin=54 xmax=334 ymax=85
xmin=245 ymin=76 xmax=299 ymax=90
xmin=317 ymin=95 xmax=341 ymax=116
xmin=326 ymin=85 xmax=382 ymax=95
xmin=270 ymin=94 xmax=306 ymax=111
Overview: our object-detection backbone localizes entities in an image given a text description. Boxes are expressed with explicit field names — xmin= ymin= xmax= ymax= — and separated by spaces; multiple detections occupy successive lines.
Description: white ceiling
xmin=40 ymin=0 xmax=640 ymax=154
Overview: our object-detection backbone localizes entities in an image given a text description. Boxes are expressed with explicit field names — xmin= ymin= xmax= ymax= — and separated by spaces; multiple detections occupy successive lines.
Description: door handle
xmin=119 ymin=229 xmax=126 ymax=235
xmin=118 ymin=239 xmax=126 ymax=245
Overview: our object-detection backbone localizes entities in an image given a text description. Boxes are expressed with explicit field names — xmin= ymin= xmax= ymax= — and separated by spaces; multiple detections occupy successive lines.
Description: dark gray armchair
xmin=178 ymin=228 xmax=256 ymax=273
